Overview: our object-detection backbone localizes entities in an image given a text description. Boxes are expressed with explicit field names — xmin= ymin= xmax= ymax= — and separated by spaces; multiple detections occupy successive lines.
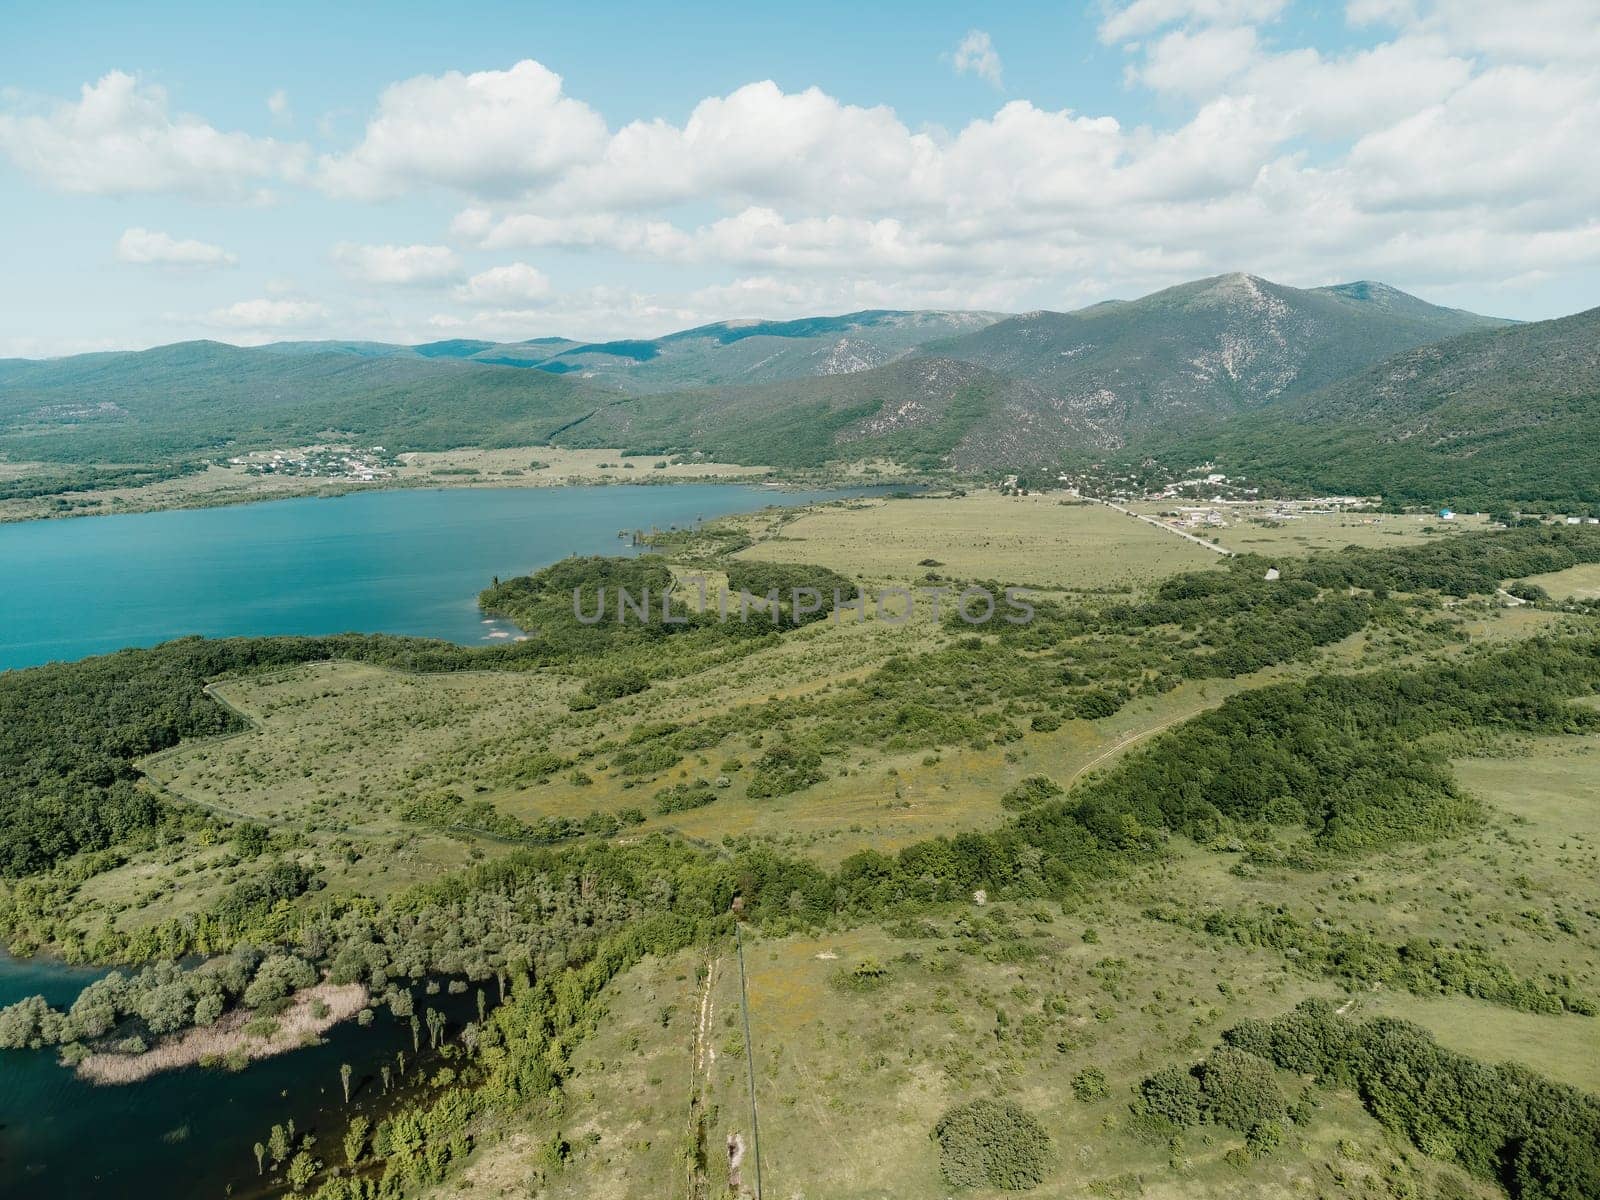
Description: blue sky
xmin=2 ymin=1 xmax=1597 ymax=355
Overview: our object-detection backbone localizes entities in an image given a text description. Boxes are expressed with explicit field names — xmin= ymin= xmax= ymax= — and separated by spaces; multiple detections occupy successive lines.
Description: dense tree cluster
xmin=931 ymin=1097 xmax=1053 ymax=1190
xmin=1221 ymin=1000 xmax=1600 ymax=1199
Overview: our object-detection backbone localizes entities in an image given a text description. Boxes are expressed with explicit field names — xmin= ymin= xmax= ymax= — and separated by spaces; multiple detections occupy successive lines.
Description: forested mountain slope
xmin=924 ymin=274 xmax=1510 ymax=446
xmin=0 ymin=340 xmax=607 ymax=462
xmin=1175 ymin=306 xmax=1600 ymax=509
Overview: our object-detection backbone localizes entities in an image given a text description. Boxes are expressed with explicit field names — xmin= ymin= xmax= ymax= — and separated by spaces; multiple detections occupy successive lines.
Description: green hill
xmin=552 ymin=356 xmax=1062 ymax=468
xmin=926 ymin=274 xmax=1511 ymax=446
xmin=519 ymin=309 xmax=1003 ymax=392
xmin=1175 ymin=306 xmax=1600 ymax=511
xmin=0 ymin=340 xmax=607 ymax=463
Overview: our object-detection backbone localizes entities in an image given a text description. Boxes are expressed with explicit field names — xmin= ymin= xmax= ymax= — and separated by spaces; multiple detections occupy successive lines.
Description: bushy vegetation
xmin=0 ymin=461 xmax=200 ymax=501
xmin=1220 ymin=1000 xmax=1600 ymax=1199
xmin=931 ymin=1097 xmax=1052 ymax=1190
xmin=1147 ymin=903 xmax=1595 ymax=1015
xmin=4 ymin=525 xmax=1600 ymax=1196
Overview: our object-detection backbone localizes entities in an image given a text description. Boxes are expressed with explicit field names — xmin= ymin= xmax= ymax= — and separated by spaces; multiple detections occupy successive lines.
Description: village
xmin=227 ymin=445 xmax=397 ymax=481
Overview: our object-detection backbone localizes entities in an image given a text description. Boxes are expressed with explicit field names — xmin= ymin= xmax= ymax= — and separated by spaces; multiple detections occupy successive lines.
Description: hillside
xmin=1180 ymin=306 xmax=1600 ymax=510
xmin=0 ymin=340 xmax=607 ymax=463
xmin=256 ymin=310 xmax=1002 ymax=392
xmin=552 ymin=355 xmax=1087 ymax=469
xmin=925 ymin=274 xmax=1510 ymax=446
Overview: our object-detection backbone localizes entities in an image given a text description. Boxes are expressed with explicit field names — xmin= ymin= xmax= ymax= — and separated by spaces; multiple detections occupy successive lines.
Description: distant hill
xmin=4 ymin=282 xmax=1563 ymax=507
xmin=925 ymin=274 xmax=1511 ymax=447
xmin=245 ymin=310 xmax=1003 ymax=393
xmin=555 ymin=276 xmax=1514 ymax=472
xmin=0 ymin=340 xmax=606 ymax=463
xmin=553 ymin=356 xmax=1073 ymax=469
xmin=1178 ymin=306 xmax=1600 ymax=510
xmin=508 ymin=309 xmax=1003 ymax=392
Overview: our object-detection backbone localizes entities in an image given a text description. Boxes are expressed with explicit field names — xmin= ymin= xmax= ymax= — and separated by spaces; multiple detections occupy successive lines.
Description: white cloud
xmin=205 ymin=298 xmax=329 ymax=330
xmin=0 ymin=71 xmax=304 ymax=199
xmin=15 ymin=5 xmax=1600 ymax=352
xmin=950 ymin=30 xmax=1004 ymax=88
xmin=331 ymin=242 xmax=461 ymax=285
xmin=316 ymin=60 xmax=608 ymax=199
xmin=1098 ymin=0 xmax=1287 ymax=42
xmin=456 ymin=262 xmax=554 ymax=306
xmin=116 ymin=227 xmax=237 ymax=268
xmin=267 ymin=89 xmax=291 ymax=122
xmin=1128 ymin=24 xmax=1259 ymax=95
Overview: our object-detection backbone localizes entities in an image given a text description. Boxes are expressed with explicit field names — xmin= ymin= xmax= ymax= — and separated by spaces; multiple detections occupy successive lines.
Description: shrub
xmin=831 ymin=959 xmax=890 ymax=993
xmin=1139 ymin=1064 xmax=1202 ymax=1126
xmin=1071 ymin=1066 xmax=1111 ymax=1102
xmin=932 ymin=1098 xmax=1052 ymax=1190
xmin=1196 ymin=1047 xmax=1285 ymax=1132
xmin=1001 ymin=775 xmax=1064 ymax=811
xmin=746 ymin=743 xmax=825 ymax=799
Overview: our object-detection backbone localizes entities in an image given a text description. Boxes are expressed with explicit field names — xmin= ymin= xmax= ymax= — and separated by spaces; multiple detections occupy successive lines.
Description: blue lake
xmin=0 ymin=483 xmax=875 ymax=671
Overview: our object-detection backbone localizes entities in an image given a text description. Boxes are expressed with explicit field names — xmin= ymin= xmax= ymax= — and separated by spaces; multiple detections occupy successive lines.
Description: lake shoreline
xmin=1 ymin=481 xmax=905 ymax=672
xmin=0 ymin=445 xmax=923 ymax=526
xmin=77 ymin=982 xmax=370 ymax=1085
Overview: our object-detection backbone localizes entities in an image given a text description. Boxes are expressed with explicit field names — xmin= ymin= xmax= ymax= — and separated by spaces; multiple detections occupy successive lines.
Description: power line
xmin=734 ymin=921 xmax=763 ymax=1200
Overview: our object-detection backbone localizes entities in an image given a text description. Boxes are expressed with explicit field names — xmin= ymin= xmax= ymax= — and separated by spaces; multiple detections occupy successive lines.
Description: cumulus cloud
xmin=116 ymin=227 xmax=237 ymax=268
xmin=0 ymin=71 xmax=303 ymax=199
xmin=455 ymin=263 xmax=554 ymax=306
xmin=1098 ymin=0 xmax=1287 ymax=42
xmin=331 ymin=242 xmax=461 ymax=285
xmin=17 ymin=0 xmax=1600 ymax=347
xmin=316 ymin=60 xmax=608 ymax=199
xmin=950 ymin=30 xmax=1004 ymax=87
xmin=205 ymin=298 xmax=329 ymax=328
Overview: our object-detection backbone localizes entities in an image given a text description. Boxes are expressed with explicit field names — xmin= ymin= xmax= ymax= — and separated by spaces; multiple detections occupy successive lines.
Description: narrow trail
xmin=1065 ymin=701 xmax=1215 ymax=789
xmin=685 ymin=955 xmax=721 ymax=1200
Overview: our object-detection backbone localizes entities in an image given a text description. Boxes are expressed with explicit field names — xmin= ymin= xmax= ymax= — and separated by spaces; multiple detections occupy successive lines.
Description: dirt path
xmin=1065 ymin=701 xmax=1214 ymax=788
xmin=1096 ymin=498 xmax=1235 ymax=556
xmin=686 ymin=956 xmax=721 ymax=1200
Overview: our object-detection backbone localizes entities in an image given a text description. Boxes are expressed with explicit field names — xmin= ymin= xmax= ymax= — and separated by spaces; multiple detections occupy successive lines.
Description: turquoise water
xmin=0 ymin=484 xmax=871 ymax=671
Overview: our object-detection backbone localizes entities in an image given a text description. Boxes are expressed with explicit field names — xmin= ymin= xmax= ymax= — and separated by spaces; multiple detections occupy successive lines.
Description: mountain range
xmin=2 ymin=274 xmax=1593 ymax=508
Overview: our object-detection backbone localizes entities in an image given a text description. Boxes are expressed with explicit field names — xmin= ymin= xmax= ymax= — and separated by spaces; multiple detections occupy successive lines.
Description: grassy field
xmin=738 ymin=493 xmax=1221 ymax=590
xmin=1126 ymin=501 xmax=1493 ymax=557
xmin=1524 ymin=561 xmax=1600 ymax=600
xmin=442 ymin=902 xmax=1500 ymax=1200
xmin=437 ymin=728 xmax=1600 ymax=1199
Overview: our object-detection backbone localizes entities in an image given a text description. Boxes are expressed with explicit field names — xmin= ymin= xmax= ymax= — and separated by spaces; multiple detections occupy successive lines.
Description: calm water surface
xmin=0 ymin=483 xmax=877 ymax=670
xmin=0 ymin=951 xmax=482 ymax=1199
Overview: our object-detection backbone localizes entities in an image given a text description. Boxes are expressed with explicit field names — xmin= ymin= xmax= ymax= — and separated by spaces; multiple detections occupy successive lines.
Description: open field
xmin=1127 ymin=500 xmax=1494 ymax=556
xmin=442 ymin=728 xmax=1600 ymax=1199
xmin=446 ymin=907 xmax=1501 ymax=1200
xmin=738 ymin=492 xmax=1222 ymax=589
xmin=1524 ymin=561 xmax=1600 ymax=600
xmin=77 ymin=497 xmax=1573 ymax=938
